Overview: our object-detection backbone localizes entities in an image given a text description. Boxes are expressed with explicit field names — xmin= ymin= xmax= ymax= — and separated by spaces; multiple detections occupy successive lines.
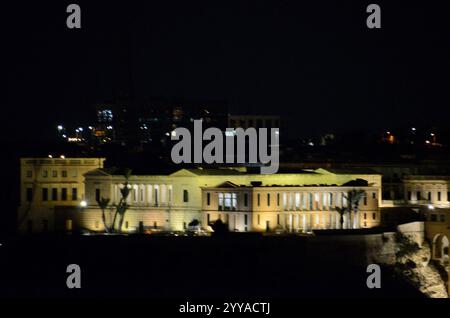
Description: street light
xmin=80 ymin=200 xmax=87 ymax=208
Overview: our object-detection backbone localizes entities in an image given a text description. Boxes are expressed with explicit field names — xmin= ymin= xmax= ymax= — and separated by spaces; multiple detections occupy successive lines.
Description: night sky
xmin=5 ymin=0 xmax=450 ymax=141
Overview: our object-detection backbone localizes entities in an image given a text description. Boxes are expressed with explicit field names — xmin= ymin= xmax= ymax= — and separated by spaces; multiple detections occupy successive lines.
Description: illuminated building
xmin=17 ymin=157 xmax=106 ymax=233
xmin=18 ymin=159 xmax=382 ymax=233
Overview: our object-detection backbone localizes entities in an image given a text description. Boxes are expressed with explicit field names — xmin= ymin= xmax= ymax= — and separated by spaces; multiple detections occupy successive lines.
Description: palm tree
xmin=97 ymin=197 xmax=111 ymax=233
xmin=344 ymin=189 xmax=366 ymax=229
xmin=113 ymin=169 xmax=132 ymax=233
xmin=335 ymin=206 xmax=346 ymax=229
xmin=96 ymin=169 xmax=132 ymax=234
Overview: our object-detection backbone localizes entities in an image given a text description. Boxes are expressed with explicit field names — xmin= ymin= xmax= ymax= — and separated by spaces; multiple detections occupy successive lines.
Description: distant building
xmin=228 ymin=115 xmax=280 ymax=130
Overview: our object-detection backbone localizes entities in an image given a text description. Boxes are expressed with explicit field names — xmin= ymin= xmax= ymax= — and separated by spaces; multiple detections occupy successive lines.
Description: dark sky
xmin=5 ymin=0 xmax=450 ymax=141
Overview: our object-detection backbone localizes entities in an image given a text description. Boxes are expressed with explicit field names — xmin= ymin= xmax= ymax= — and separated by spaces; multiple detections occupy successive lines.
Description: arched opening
xmin=433 ymin=234 xmax=449 ymax=266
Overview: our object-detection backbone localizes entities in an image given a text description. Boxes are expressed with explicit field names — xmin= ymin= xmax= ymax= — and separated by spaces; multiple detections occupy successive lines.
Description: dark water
xmin=0 ymin=235 xmax=424 ymax=300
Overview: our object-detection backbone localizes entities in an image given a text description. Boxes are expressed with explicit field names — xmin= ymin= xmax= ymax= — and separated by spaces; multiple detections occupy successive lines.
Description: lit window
xmin=218 ymin=193 xmax=223 ymax=210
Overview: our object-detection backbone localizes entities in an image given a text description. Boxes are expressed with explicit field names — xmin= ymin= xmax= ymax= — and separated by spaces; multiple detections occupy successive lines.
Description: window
xmin=244 ymin=193 xmax=248 ymax=207
xmin=62 ymin=170 xmax=67 ymax=178
xmin=277 ymin=214 xmax=280 ymax=225
xmin=372 ymin=213 xmax=376 ymax=220
xmin=42 ymin=170 xmax=48 ymax=178
xmin=207 ymin=213 xmax=210 ymax=224
xmin=257 ymin=193 xmax=260 ymax=207
xmin=295 ymin=193 xmax=300 ymax=210
xmin=218 ymin=193 xmax=223 ymax=210
xmin=95 ymin=189 xmax=101 ymax=202
xmin=52 ymin=170 xmax=57 ymax=178
xmin=72 ymin=188 xmax=78 ymax=201
xmin=440 ymin=214 xmax=446 ymax=222
xmin=207 ymin=193 xmax=211 ymax=206
xmin=66 ymin=219 xmax=72 ymax=231
xmin=244 ymin=214 xmax=248 ymax=225
xmin=154 ymin=188 xmax=159 ymax=206
xmin=42 ymin=188 xmax=48 ymax=201
xmin=314 ymin=193 xmax=320 ymax=210
xmin=372 ymin=192 xmax=376 ymax=199
xmin=125 ymin=221 xmax=129 ymax=229
xmin=140 ymin=188 xmax=144 ymax=202
xmin=26 ymin=170 xmax=33 ymax=178
xmin=72 ymin=170 xmax=78 ymax=178
xmin=364 ymin=213 xmax=367 ymax=220
xmin=52 ymin=188 xmax=57 ymax=201
xmin=153 ymin=221 xmax=157 ymax=229
xmin=183 ymin=190 xmax=189 ymax=203
xmin=430 ymin=214 xmax=438 ymax=222
xmin=267 ymin=193 xmax=270 ymax=206
xmin=428 ymin=192 xmax=431 ymax=201
xmin=26 ymin=188 xmax=33 ymax=202
xmin=407 ymin=191 xmax=412 ymax=200
xmin=257 ymin=214 xmax=260 ymax=225
xmin=363 ymin=197 xmax=367 ymax=205
xmin=417 ymin=191 xmax=421 ymax=200
xmin=277 ymin=193 xmax=280 ymax=206
xmin=222 ymin=193 xmax=237 ymax=210
xmin=61 ymin=188 xmax=68 ymax=201
xmin=438 ymin=192 xmax=442 ymax=201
